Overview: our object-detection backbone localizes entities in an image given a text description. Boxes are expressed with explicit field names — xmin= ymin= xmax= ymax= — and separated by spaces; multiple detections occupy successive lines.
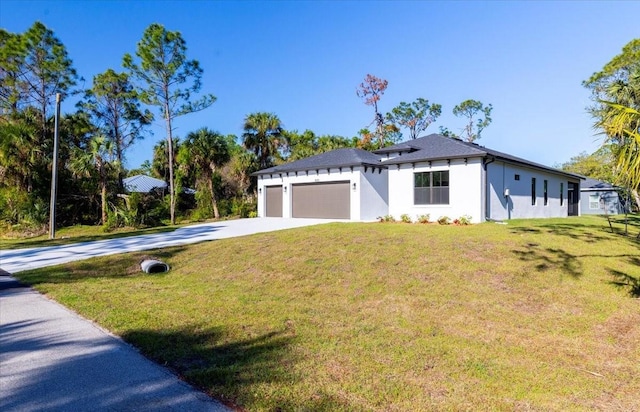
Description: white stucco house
xmin=253 ymin=134 xmax=583 ymax=222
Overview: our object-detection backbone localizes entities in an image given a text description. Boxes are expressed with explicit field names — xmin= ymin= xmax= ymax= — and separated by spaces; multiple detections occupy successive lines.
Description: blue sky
xmin=2 ymin=1 xmax=639 ymax=169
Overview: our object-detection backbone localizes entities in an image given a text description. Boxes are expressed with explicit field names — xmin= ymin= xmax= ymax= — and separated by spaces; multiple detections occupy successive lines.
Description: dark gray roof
xmin=374 ymin=141 xmax=419 ymax=153
xmin=375 ymin=134 xmax=486 ymax=160
xmin=253 ymin=148 xmax=384 ymax=175
xmin=377 ymin=134 xmax=583 ymax=180
xmin=123 ymin=175 xmax=168 ymax=193
xmin=581 ymin=178 xmax=618 ymax=190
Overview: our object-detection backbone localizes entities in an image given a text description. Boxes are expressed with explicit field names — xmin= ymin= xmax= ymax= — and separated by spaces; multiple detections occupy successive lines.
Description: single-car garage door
xmin=265 ymin=185 xmax=283 ymax=217
xmin=292 ymin=181 xmax=350 ymax=219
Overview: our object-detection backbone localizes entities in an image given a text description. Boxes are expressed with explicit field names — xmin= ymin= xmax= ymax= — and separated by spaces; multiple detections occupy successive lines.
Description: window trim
xmin=589 ymin=194 xmax=600 ymax=210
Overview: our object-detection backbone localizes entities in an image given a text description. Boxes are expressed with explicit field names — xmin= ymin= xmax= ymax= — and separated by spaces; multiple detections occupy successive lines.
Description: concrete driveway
xmin=0 ymin=217 xmax=336 ymax=274
xmin=0 ymin=218 xmax=337 ymax=411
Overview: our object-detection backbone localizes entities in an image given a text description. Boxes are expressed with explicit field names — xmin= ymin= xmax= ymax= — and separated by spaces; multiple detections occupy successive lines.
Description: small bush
xmin=231 ymin=198 xmax=256 ymax=218
xmin=248 ymin=211 xmax=258 ymax=218
xmin=377 ymin=215 xmax=396 ymax=223
xmin=400 ymin=214 xmax=412 ymax=223
xmin=417 ymin=214 xmax=430 ymax=224
xmin=0 ymin=187 xmax=48 ymax=230
xmin=437 ymin=216 xmax=451 ymax=225
xmin=457 ymin=215 xmax=472 ymax=225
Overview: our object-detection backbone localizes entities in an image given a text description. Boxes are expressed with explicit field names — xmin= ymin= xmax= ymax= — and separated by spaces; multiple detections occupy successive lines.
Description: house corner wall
xmin=359 ymin=167 xmax=389 ymax=221
xmin=487 ymin=162 xmax=573 ymax=220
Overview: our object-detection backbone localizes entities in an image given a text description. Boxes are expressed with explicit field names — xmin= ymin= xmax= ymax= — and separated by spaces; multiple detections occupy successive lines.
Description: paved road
xmin=0 ymin=218 xmax=337 ymax=411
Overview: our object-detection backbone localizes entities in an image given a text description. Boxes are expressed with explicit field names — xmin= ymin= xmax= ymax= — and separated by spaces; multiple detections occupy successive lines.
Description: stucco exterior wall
xmin=580 ymin=190 xmax=623 ymax=215
xmin=486 ymin=161 xmax=576 ymax=220
xmin=359 ymin=167 xmax=389 ymax=221
xmin=256 ymin=166 xmax=387 ymax=220
xmin=387 ymin=158 xmax=484 ymax=223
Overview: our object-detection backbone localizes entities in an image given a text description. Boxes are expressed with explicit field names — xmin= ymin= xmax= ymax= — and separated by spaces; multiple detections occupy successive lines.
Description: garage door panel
xmin=265 ymin=185 xmax=283 ymax=217
xmin=292 ymin=181 xmax=350 ymax=219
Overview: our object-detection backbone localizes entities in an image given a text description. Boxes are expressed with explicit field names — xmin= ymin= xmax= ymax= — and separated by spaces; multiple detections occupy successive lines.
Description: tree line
xmin=2 ymin=21 xmax=634 ymax=233
xmin=0 ymin=22 xmax=493 ymax=232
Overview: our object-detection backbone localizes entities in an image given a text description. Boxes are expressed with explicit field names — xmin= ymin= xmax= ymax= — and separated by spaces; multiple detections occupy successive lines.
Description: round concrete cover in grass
xmin=141 ymin=259 xmax=170 ymax=273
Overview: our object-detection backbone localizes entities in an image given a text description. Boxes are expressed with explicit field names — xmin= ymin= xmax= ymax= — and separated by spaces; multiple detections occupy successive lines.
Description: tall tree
xmin=218 ymin=135 xmax=258 ymax=200
xmin=177 ymin=128 xmax=230 ymax=219
xmin=583 ymin=39 xmax=640 ymax=103
xmin=599 ymin=100 xmax=640 ymax=191
xmin=584 ymin=39 xmax=640 ymax=209
xmin=599 ymin=97 xmax=640 ymax=207
xmin=242 ymin=112 xmax=285 ymax=169
xmin=151 ymin=138 xmax=180 ymax=182
xmin=79 ymin=69 xmax=152 ymax=189
xmin=452 ymin=99 xmax=492 ymax=142
xmin=0 ymin=108 xmax=41 ymax=192
xmin=226 ymin=150 xmax=258 ymax=199
xmin=557 ymin=147 xmax=617 ymax=183
xmin=123 ymin=23 xmax=216 ymax=225
xmin=284 ymin=129 xmax=354 ymax=162
xmin=0 ymin=29 xmax=25 ymax=115
xmin=68 ymin=135 xmax=117 ymax=225
xmin=0 ymin=22 xmax=78 ymax=138
xmin=356 ymin=74 xmax=396 ymax=148
xmin=386 ymin=98 xmax=442 ymax=140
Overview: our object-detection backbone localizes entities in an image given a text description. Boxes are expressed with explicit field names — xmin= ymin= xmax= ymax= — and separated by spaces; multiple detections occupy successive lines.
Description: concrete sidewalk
xmin=0 ymin=276 xmax=229 ymax=411
xmin=0 ymin=218 xmax=338 ymax=411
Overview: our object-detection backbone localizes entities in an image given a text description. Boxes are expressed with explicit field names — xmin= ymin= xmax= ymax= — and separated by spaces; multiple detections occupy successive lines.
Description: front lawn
xmin=15 ymin=216 xmax=640 ymax=411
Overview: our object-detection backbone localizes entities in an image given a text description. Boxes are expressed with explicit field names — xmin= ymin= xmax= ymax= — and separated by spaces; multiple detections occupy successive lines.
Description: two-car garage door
xmin=292 ymin=181 xmax=350 ymax=219
xmin=265 ymin=181 xmax=351 ymax=219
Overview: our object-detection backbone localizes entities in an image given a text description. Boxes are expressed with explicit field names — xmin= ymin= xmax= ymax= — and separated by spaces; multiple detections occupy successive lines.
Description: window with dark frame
xmin=514 ymin=174 xmax=520 ymax=181
xmin=560 ymin=182 xmax=564 ymax=206
xmin=531 ymin=177 xmax=536 ymax=205
xmin=414 ymin=171 xmax=449 ymax=205
xmin=544 ymin=180 xmax=548 ymax=206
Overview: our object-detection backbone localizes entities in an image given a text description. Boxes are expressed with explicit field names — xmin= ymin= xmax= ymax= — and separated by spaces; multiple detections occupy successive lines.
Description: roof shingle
xmin=253 ymin=148 xmax=384 ymax=175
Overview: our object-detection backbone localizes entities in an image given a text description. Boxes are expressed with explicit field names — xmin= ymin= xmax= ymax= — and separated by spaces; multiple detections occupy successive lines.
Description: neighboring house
xmin=123 ymin=175 xmax=168 ymax=193
xmin=580 ymin=178 xmax=625 ymax=215
xmin=253 ymin=134 xmax=583 ymax=222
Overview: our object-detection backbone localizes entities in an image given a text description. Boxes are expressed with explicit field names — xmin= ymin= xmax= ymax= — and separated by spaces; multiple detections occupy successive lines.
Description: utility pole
xmin=49 ymin=93 xmax=61 ymax=239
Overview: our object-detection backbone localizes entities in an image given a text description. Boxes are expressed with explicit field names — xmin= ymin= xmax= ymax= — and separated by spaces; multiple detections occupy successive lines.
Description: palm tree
xmin=0 ymin=107 xmax=48 ymax=193
xmin=69 ymin=135 xmax=116 ymax=224
xmin=242 ymin=112 xmax=284 ymax=169
xmin=599 ymin=69 xmax=640 ymax=208
xmin=178 ymin=128 xmax=230 ymax=218
xmin=151 ymin=138 xmax=180 ymax=182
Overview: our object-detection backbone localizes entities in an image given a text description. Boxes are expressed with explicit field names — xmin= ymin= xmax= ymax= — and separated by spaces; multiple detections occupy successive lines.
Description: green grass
xmin=14 ymin=215 xmax=640 ymax=411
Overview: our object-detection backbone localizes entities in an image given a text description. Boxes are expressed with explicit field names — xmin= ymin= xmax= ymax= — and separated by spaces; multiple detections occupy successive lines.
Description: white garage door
xmin=292 ymin=181 xmax=350 ymax=219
